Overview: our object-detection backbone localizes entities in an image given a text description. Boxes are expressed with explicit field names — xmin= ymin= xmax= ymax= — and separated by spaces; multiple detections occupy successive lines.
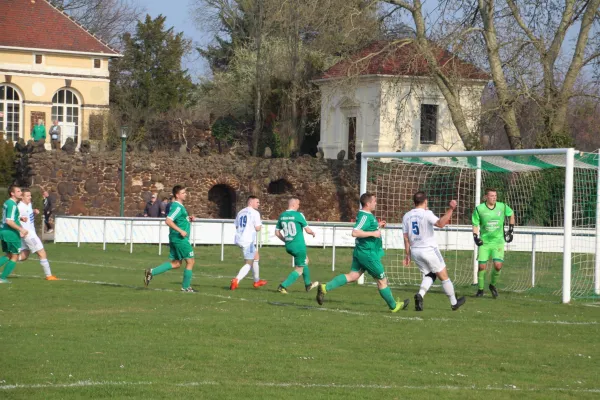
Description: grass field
xmin=1 ymin=243 xmax=599 ymax=399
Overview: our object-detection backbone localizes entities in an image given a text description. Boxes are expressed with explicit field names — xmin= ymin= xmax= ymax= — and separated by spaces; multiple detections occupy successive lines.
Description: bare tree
xmin=50 ymin=0 xmax=144 ymax=47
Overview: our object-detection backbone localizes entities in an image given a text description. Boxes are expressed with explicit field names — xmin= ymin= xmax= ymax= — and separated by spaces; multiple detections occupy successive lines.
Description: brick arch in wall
xmin=204 ymin=176 xmax=241 ymax=219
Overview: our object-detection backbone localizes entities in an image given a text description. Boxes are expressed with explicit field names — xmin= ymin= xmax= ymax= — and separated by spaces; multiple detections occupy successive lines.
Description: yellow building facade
xmin=0 ymin=0 xmax=121 ymax=148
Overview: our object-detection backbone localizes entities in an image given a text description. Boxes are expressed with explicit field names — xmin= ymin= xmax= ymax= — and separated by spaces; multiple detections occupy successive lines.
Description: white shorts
xmin=411 ymin=247 xmax=446 ymax=275
xmin=21 ymin=234 xmax=44 ymax=254
xmin=239 ymin=243 xmax=257 ymax=260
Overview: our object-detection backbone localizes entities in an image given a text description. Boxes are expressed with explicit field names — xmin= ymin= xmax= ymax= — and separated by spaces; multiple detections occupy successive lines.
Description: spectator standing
xmin=42 ymin=190 xmax=54 ymax=233
xmin=144 ymin=194 xmax=161 ymax=218
xmin=165 ymin=196 xmax=173 ymax=216
xmin=49 ymin=120 xmax=61 ymax=150
xmin=160 ymin=197 xmax=169 ymax=217
xmin=32 ymin=119 xmax=46 ymax=142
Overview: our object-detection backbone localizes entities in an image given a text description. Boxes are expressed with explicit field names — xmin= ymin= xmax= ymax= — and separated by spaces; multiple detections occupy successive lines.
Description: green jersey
xmin=167 ymin=201 xmax=190 ymax=244
xmin=1 ymin=198 xmax=21 ymax=242
xmin=276 ymin=210 xmax=308 ymax=251
xmin=472 ymin=202 xmax=513 ymax=244
xmin=353 ymin=210 xmax=384 ymax=258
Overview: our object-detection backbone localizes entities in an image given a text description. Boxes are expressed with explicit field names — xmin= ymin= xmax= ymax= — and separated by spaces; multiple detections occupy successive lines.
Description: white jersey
xmin=402 ymin=208 xmax=440 ymax=249
xmin=234 ymin=207 xmax=262 ymax=246
xmin=18 ymin=202 xmax=36 ymax=234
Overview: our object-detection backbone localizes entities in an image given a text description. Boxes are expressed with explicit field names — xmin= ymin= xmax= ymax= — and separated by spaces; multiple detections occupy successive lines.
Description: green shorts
xmin=478 ymin=243 xmax=504 ymax=263
xmin=286 ymin=247 xmax=308 ymax=267
xmin=169 ymin=241 xmax=194 ymax=261
xmin=351 ymin=253 xmax=385 ymax=280
xmin=1 ymin=239 xmax=20 ymax=255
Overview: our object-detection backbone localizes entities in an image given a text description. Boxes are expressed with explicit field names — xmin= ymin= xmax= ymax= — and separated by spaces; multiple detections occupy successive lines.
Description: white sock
xmin=18 ymin=254 xmax=22 ymax=261
xmin=441 ymin=279 xmax=457 ymax=305
xmin=418 ymin=275 xmax=434 ymax=297
xmin=40 ymin=259 xmax=52 ymax=276
xmin=235 ymin=264 xmax=252 ymax=281
xmin=252 ymin=260 xmax=260 ymax=282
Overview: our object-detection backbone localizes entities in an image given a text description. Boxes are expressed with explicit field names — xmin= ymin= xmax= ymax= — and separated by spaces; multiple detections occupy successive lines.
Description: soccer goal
xmin=358 ymin=148 xmax=600 ymax=303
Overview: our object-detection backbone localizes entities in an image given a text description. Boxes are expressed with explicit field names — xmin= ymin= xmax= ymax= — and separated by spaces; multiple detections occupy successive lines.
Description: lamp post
xmin=120 ymin=125 xmax=129 ymax=217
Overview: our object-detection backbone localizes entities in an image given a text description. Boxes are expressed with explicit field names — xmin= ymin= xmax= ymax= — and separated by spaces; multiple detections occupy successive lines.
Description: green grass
xmin=1 ymin=243 xmax=599 ymax=399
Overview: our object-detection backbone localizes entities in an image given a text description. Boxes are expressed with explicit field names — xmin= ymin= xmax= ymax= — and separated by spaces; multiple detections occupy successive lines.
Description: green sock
xmin=0 ymin=261 xmax=17 ymax=280
xmin=478 ymin=269 xmax=486 ymax=290
xmin=325 ymin=274 xmax=347 ymax=292
xmin=302 ymin=266 xmax=311 ymax=286
xmin=151 ymin=262 xmax=172 ymax=276
xmin=378 ymin=287 xmax=397 ymax=310
xmin=491 ymin=268 xmax=501 ymax=286
xmin=182 ymin=269 xmax=193 ymax=289
xmin=0 ymin=256 xmax=9 ymax=268
xmin=281 ymin=270 xmax=300 ymax=288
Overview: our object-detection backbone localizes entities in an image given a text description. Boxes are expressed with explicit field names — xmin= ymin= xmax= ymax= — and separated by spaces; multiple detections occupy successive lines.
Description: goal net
xmin=361 ymin=149 xmax=600 ymax=303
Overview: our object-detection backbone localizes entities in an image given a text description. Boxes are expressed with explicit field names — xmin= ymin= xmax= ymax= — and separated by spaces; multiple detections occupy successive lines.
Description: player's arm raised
xmin=435 ymin=200 xmax=457 ymax=228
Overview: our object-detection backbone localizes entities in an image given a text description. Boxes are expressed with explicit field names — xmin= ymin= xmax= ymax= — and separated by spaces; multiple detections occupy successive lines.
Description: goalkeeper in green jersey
xmin=275 ymin=197 xmax=319 ymax=294
xmin=472 ymin=188 xmax=515 ymax=298
xmin=316 ymin=193 xmax=409 ymax=312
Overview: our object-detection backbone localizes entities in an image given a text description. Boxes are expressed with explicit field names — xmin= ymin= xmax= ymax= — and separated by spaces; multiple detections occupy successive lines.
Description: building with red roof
xmin=0 ymin=0 xmax=122 ymax=147
xmin=314 ymin=41 xmax=488 ymax=158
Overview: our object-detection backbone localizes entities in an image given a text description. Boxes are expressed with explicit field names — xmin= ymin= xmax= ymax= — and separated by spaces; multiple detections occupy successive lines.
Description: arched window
xmin=0 ymin=85 xmax=22 ymax=141
xmin=52 ymin=89 xmax=80 ymax=145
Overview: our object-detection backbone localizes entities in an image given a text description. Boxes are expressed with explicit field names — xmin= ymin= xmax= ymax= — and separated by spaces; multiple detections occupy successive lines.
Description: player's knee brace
xmin=426 ymin=272 xmax=437 ymax=283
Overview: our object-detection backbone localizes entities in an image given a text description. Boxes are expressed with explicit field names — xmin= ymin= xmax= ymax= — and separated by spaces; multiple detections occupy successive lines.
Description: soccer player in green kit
xmin=316 ymin=192 xmax=409 ymax=312
xmin=144 ymin=185 xmax=198 ymax=292
xmin=275 ymin=197 xmax=319 ymax=293
xmin=0 ymin=185 xmax=29 ymax=283
xmin=472 ymin=188 xmax=515 ymax=298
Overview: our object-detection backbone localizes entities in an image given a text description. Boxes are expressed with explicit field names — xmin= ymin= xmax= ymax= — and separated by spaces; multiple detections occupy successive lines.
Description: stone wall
xmin=28 ymin=151 xmax=360 ymax=221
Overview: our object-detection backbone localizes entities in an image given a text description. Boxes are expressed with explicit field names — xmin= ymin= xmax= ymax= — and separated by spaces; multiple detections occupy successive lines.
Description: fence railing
xmin=55 ymin=216 xmax=598 ymax=277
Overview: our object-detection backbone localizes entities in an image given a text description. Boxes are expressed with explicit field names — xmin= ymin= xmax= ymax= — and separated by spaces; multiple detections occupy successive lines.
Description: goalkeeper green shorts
xmin=478 ymin=243 xmax=504 ymax=264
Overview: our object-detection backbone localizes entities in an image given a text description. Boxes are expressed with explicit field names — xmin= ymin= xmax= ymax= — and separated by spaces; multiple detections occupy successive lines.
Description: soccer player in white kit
xmin=402 ymin=191 xmax=464 ymax=311
xmin=230 ymin=196 xmax=267 ymax=290
xmin=18 ymin=189 xmax=58 ymax=280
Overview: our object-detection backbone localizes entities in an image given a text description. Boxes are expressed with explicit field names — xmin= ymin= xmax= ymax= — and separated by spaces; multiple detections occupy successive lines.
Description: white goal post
xmin=357 ymin=148 xmax=600 ymax=304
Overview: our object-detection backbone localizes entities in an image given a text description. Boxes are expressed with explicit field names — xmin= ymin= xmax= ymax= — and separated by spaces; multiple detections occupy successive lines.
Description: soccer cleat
xmin=47 ymin=229 xmax=54 ymax=233
xmin=451 ymin=296 xmax=466 ymax=311
xmin=253 ymin=279 xmax=268 ymax=288
xmin=489 ymin=284 xmax=498 ymax=299
xmin=144 ymin=269 xmax=152 ymax=287
xmin=391 ymin=298 xmax=410 ymax=313
xmin=475 ymin=289 xmax=484 ymax=297
xmin=0 ymin=278 xmax=10 ymax=284
xmin=277 ymin=285 xmax=288 ymax=294
xmin=181 ymin=287 xmax=198 ymax=293
xmin=230 ymin=278 xmax=239 ymax=291
xmin=414 ymin=293 xmax=424 ymax=311
xmin=45 ymin=275 xmax=59 ymax=281
xmin=316 ymin=283 xmax=327 ymax=305
xmin=305 ymin=281 xmax=319 ymax=292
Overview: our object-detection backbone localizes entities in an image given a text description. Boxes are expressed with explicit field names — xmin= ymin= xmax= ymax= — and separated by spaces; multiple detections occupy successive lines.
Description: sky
xmin=143 ymin=0 xmax=211 ymax=79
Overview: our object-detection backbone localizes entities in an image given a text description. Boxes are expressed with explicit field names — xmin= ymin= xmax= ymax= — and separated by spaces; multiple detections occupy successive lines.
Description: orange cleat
xmin=45 ymin=275 xmax=59 ymax=281
xmin=253 ymin=279 xmax=268 ymax=288
xmin=230 ymin=278 xmax=239 ymax=290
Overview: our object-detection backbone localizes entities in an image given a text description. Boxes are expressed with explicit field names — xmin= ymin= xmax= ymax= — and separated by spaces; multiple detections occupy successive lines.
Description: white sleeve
xmin=253 ymin=210 xmax=262 ymax=227
xmin=18 ymin=203 xmax=28 ymax=222
xmin=426 ymin=210 xmax=440 ymax=226
xmin=402 ymin=215 xmax=409 ymax=233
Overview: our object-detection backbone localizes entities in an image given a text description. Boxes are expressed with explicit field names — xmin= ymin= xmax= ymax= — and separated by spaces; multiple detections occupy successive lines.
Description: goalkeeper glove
xmin=473 ymin=233 xmax=484 ymax=246
xmin=504 ymin=224 xmax=514 ymax=243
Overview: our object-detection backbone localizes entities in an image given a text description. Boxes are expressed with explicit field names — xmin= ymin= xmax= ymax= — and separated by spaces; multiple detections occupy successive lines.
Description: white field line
xmin=10 ymin=274 xmax=599 ymax=326
xmin=1 ymin=379 xmax=599 ymax=393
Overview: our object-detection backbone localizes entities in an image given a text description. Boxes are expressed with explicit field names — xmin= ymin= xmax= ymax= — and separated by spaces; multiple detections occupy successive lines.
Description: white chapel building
xmin=315 ymin=41 xmax=488 ymax=159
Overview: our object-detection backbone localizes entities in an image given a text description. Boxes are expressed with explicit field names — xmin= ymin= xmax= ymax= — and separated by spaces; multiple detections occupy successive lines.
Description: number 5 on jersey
xmin=412 ymin=221 xmax=420 ymax=235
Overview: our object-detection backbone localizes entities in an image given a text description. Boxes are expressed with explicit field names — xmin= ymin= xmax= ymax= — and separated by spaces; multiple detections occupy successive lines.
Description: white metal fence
xmin=54 ymin=216 xmax=597 ymax=274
